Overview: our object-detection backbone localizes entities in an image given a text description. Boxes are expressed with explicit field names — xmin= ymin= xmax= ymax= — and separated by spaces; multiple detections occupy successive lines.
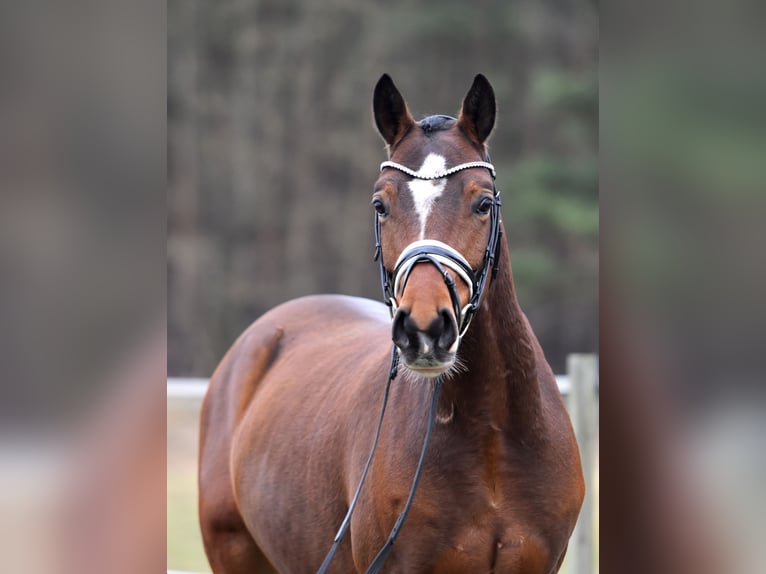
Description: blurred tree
xmin=168 ymin=0 xmax=598 ymax=375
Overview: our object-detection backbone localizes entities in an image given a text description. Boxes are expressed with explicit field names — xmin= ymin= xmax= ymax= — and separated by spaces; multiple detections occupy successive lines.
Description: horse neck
xmin=440 ymin=238 xmax=542 ymax=437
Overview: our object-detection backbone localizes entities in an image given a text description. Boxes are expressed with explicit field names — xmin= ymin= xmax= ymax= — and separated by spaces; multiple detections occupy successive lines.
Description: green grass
xmin=168 ymin=399 xmax=210 ymax=572
xmin=167 ymin=469 xmax=209 ymax=572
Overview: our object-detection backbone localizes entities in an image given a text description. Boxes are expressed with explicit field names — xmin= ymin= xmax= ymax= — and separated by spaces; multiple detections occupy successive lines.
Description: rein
xmin=316 ymin=347 xmax=444 ymax=574
xmin=317 ymin=157 xmax=501 ymax=573
xmin=316 ymin=346 xmax=399 ymax=573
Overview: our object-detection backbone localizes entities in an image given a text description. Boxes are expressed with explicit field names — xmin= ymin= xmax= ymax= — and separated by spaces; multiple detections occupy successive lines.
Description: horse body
xmin=199 ymin=75 xmax=584 ymax=573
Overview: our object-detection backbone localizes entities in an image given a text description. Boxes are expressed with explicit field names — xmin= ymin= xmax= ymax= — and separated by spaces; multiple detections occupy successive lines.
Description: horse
xmin=199 ymin=74 xmax=584 ymax=574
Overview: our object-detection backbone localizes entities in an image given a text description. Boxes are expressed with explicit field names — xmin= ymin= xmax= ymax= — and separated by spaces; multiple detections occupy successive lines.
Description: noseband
xmin=375 ymin=158 xmax=503 ymax=339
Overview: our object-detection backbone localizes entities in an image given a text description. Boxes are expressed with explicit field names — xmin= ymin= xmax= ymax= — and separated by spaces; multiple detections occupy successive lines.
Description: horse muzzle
xmin=391 ymin=307 xmax=458 ymax=376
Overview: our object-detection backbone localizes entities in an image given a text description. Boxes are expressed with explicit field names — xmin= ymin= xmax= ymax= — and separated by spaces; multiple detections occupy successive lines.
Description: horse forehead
xmin=405 ymin=153 xmax=455 ymax=240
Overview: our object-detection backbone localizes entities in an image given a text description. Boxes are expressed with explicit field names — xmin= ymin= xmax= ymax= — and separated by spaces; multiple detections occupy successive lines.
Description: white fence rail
xmin=167 ymin=378 xmax=208 ymax=398
xmin=167 ymin=374 xmax=594 ymax=398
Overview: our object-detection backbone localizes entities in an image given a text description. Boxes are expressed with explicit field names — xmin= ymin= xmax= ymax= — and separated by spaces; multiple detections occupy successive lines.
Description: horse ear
xmin=457 ymin=74 xmax=496 ymax=145
xmin=373 ymin=74 xmax=415 ymax=148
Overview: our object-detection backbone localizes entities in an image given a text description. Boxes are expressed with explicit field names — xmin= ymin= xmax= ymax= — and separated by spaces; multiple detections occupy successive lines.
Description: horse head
xmin=372 ymin=73 xmax=500 ymax=378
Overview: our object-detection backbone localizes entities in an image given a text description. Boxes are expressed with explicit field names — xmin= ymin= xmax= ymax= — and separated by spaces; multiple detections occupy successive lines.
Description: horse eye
xmin=372 ymin=199 xmax=388 ymax=216
xmin=476 ymin=197 xmax=493 ymax=215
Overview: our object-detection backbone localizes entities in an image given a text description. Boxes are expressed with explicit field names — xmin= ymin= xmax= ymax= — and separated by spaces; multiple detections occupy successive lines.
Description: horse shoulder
xmin=207 ymin=294 xmax=392 ymax=571
xmin=217 ymin=293 xmax=389 ymax=473
xmin=202 ymin=293 xmax=389 ymax=446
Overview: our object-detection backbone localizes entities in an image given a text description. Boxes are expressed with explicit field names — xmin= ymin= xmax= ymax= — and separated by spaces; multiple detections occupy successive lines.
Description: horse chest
xmin=435 ymin=497 xmax=553 ymax=570
xmin=431 ymin=526 xmax=551 ymax=574
xmin=428 ymin=505 xmax=556 ymax=573
xmin=376 ymin=432 xmax=574 ymax=573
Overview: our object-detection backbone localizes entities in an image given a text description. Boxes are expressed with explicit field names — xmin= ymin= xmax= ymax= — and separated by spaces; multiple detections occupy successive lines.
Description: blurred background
xmin=167 ymin=0 xmax=599 ymax=379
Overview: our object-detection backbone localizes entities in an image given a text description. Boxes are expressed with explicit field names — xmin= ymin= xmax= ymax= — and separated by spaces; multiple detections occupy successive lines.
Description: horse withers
xmin=199 ymin=74 xmax=584 ymax=573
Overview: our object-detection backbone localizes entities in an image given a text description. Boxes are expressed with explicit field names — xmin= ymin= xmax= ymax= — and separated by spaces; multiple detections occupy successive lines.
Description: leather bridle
xmin=376 ymin=157 xmax=502 ymax=338
xmin=316 ymin=154 xmax=502 ymax=574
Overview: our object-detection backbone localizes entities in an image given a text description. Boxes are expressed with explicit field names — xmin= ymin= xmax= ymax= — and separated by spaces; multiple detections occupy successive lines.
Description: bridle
xmin=316 ymin=153 xmax=502 ymax=574
xmin=376 ymin=157 xmax=503 ymax=339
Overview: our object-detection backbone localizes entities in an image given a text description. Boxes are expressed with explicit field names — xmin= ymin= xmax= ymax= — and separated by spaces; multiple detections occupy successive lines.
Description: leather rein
xmin=316 ymin=157 xmax=502 ymax=574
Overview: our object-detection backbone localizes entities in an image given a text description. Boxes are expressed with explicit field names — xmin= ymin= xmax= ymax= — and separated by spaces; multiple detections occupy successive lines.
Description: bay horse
xmin=199 ymin=74 xmax=584 ymax=573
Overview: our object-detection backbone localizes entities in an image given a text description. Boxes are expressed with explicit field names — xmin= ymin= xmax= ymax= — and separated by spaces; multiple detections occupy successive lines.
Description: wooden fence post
xmin=567 ymin=353 xmax=597 ymax=574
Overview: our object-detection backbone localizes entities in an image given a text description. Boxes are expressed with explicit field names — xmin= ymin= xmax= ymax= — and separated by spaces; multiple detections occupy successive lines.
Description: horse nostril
xmin=391 ymin=308 xmax=412 ymax=350
xmin=393 ymin=308 xmax=457 ymax=356
xmin=433 ymin=308 xmax=457 ymax=351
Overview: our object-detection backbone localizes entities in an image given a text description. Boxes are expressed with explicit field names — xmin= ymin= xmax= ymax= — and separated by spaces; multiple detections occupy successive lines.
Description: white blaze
xmin=407 ymin=153 xmax=447 ymax=240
